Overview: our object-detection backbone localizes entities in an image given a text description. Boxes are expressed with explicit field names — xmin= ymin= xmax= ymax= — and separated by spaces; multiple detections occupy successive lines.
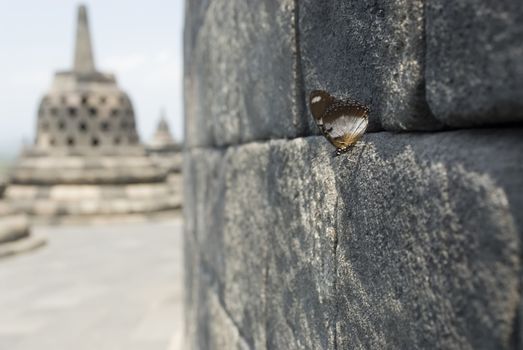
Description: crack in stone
xmin=331 ymin=144 xmax=367 ymax=350
xmin=198 ymin=256 xmax=254 ymax=348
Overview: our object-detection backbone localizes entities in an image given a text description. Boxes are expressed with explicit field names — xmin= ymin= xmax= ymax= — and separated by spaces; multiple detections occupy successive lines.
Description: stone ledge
xmin=5 ymin=181 xmax=182 ymax=219
xmin=0 ymin=214 xmax=29 ymax=244
xmin=10 ymin=155 xmax=167 ymax=185
xmin=0 ymin=231 xmax=46 ymax=260
xmin=184 ymin=128 xmax=523 ymax=349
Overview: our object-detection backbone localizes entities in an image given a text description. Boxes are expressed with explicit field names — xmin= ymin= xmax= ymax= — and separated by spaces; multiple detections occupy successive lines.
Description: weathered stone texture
xmin=265 ymin=141 xmax=339 ymax=349
xmin=426 ymin=0 xmax=523 ymax=127
xmin=184 ymin=0 xmax=305 ymax=148
xmin=184 ymin=0 xmax=523 ymax=348
xmin=185 ymin=141 xmax=339 ymax=349
xmin=299 ymin=0 xmax=441 ymax=132
xmin=184 ymin=129 xmax=523 ymax=349
xmin=185 ymin=144 xmax=272 ymax=348
xmin=183 ymin=0 xmax=211 ymax=68
xmin=334 ymin=131 xmax=521 ymax=349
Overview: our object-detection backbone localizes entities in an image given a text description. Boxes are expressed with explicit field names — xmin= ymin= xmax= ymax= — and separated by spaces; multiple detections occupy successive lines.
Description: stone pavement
xmin=0 ymin=219 xmax=184 ymax=350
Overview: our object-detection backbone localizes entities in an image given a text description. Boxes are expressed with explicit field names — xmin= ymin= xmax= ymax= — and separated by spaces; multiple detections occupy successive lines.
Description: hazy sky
xmin=0 ymin=0 xmax=184 ymax=158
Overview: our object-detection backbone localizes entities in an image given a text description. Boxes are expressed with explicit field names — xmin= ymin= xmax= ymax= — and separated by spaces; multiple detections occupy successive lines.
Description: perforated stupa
xmin=5 ymin=5 xmax=181 ymax=221
xmin=35 ymin=6 xmax=139 ymax=153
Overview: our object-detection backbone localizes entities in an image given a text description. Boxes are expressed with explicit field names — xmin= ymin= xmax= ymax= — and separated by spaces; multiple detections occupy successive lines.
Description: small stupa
xmin=5 ymin=5 xmax=180 ymax=222
xmin=149 ymin=109 xmax=181 ymax=151
xmin=147 ymin=110 xmax=182 ymax=174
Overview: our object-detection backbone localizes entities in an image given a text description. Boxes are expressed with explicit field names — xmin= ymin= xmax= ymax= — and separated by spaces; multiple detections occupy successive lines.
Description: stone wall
xmin=184 ymin=0 xmax=523 ymax=349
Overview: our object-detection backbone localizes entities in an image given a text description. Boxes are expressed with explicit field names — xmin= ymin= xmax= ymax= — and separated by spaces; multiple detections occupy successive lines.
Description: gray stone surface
xmin=184 ymin=0 xmax=305 ymax=148
xmin=184 ymin=129 xmax=523 ymax=349
xmin=333 ymin=131 xmax=521 ymax=349
xmin=0 ymin=219 xmax=184 ymax=350
xmin=184 ymin=242 xmax=250 ymax=350
xmin=183 ymin=0 xmax=211 ymax=69
xmin=184 ymin=1 xmax=523 ymax=348
xmin=264 ymin=141 xmax=339 ymax=349
xmin=299 ymin=0 xmax=442 ymax=131
xmin=426 ymin=0 xmax=523 ymax=127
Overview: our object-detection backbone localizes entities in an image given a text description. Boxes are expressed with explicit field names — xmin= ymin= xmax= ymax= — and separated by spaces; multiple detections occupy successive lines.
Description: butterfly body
xmin=309 ymin=90 xmax=369 ymax=156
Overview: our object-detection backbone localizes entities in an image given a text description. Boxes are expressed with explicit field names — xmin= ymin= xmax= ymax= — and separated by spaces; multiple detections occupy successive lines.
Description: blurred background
xmin=0 ymin=0 xmax=184 ymax=166
xmin=0 ymin=1 xmax=185 ymax=349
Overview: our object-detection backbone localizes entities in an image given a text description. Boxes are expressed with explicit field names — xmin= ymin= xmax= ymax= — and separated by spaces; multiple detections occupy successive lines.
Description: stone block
xmin=184 ymin=232 xmax=250 ymax=350
xmin=184 ymin=128 xmax=523 ymax=348
xmin=183 ymin=148 xmax=227 ymax=282
xmin=426 ymin=0 xmax=523 ymax=127
xmin=219 ymin=143 xmax=271 ymax=349
xmin=184 ymin=0 xmax=305 ymax=147
xmin=183 ymin=0 xmax=211 ymax=66
xmin=264 ymin=139 xmax=339 ymax=349
xmin=185 ymin=140 xmax=338 ymax=348
xmin=207 ymin=292 xmax=251 ymax=350
xmin=0 ymin=211 xmax=29 ymax=244
xmin=332 ymin=130 xmax=522 ymax=349
xmin=184 ymin=234 xmax=213 ymax=350
xmin=185 ymin=144 xmax=271 ymax=348
xmin=299 ymin=0 xmax=442 ymax=132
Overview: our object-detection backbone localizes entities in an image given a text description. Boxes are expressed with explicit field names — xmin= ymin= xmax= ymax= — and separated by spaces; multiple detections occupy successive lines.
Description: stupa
xmin=148 ymin=109 xmax=180 ymax=152
xmin=5 ymin=5 xmax=181 ymax=222
xmin=147 ymin=110 xmax=182 ymax=174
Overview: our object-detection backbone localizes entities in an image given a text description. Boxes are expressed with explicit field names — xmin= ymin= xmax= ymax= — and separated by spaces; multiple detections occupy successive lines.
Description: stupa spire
xmin=159 ymin=108 xmax=169 ymax=131
xmin=73 ymin=5 xmax=96 ymax=73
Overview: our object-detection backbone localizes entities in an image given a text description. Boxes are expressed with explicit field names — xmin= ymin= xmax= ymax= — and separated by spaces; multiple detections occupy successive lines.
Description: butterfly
xmin=309 ymin=90 xmax=369 ymax=156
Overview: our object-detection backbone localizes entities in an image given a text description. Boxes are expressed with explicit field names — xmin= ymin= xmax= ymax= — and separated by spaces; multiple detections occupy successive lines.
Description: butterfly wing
xmin=309 ymin=90 xmax=334 ymax=122
xmin=321 ymin=103 xmax=369 ymax=150
xmin=309 ymin=90 xmax=369 ymax=153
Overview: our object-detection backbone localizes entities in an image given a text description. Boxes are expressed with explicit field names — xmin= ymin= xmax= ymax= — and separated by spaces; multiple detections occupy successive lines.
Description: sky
xmin=0 ymin=0 xmax=184 ymax=159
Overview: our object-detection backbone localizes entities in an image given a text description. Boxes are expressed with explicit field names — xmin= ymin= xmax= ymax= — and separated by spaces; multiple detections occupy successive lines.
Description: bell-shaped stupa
xmin=5 ymin=5 xmax=181 ymax=222
xmin=34 ymin=5 xmax=140 ymax=154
